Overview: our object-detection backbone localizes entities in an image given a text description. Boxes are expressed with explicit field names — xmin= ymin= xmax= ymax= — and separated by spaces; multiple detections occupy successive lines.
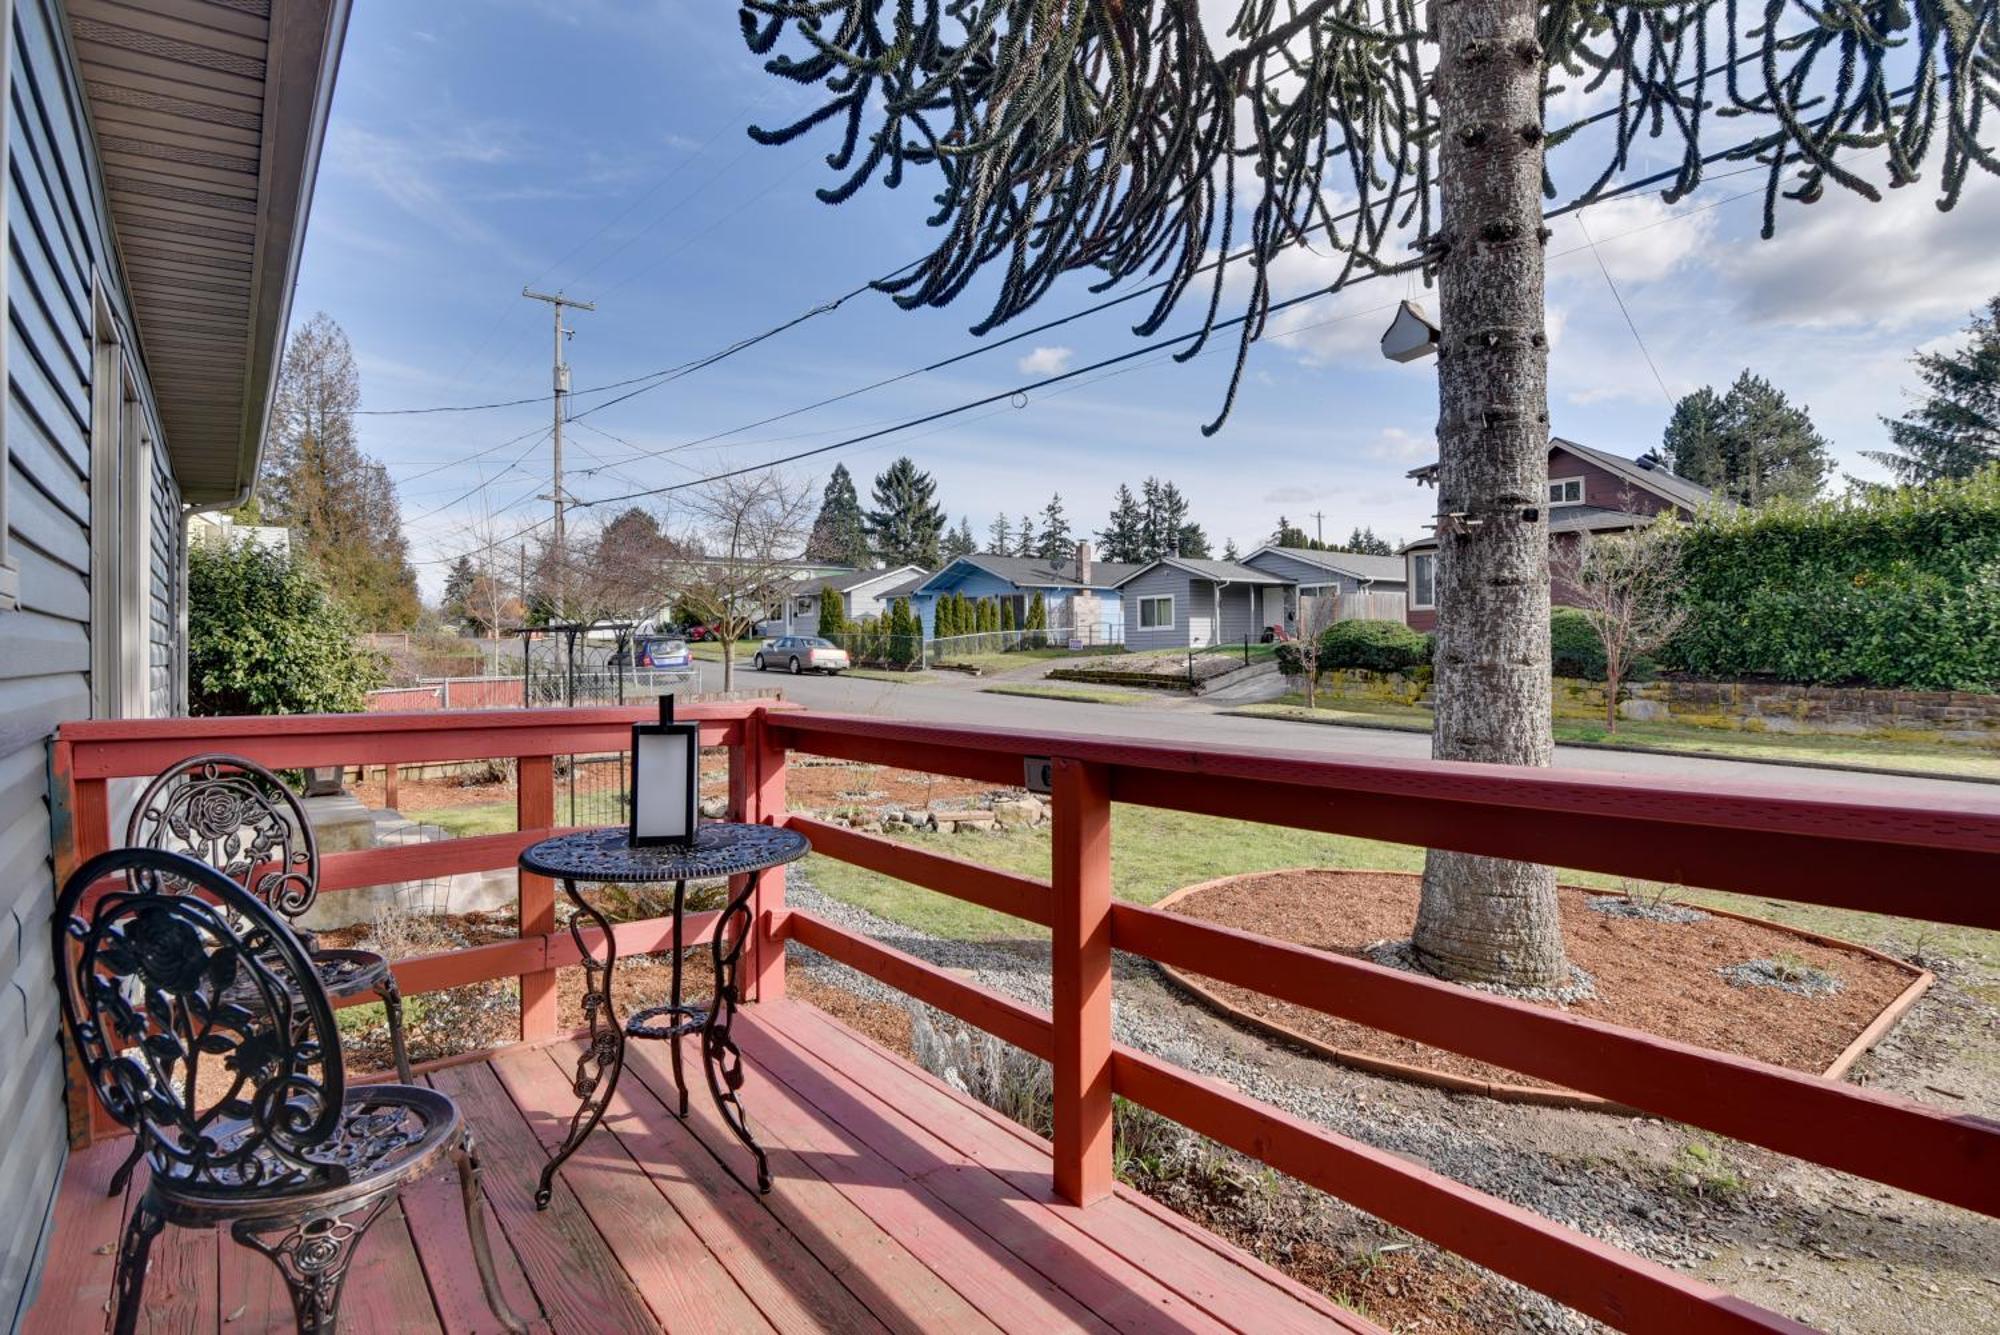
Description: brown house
xmin=1399 ymin=437 xmax=1714 ymax=631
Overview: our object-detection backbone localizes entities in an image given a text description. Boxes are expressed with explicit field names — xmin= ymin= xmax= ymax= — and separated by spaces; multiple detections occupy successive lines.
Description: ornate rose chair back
xmin=127 ymin=753 xmax=320 ymax=922
xmin=56 ymin=847 xmax=346 ymax=1193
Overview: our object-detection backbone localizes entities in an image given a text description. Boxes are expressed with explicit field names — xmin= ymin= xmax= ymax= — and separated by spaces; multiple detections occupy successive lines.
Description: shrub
xmin=1550 ymin=607 xmax=1608 ymax=680
xmin=1670 ymin=468 xmax=2000 ymax=690
xmin=189 ymin=538 xmax=383 ymax=715
xmin=816 ymin=589 xmax=846 ymax=637
xmin=1316 ymin=619 xmax=1431 ymax=672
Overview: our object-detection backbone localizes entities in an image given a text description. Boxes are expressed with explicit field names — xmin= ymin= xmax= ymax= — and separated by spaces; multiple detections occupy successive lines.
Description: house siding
xmin=1123 ymin=566 xmax=1203 ymax=651
xmin=1 ymin=0 xmax=182 ymax=1321
xmin=910 ymin=563 xmax=1125 ymax=643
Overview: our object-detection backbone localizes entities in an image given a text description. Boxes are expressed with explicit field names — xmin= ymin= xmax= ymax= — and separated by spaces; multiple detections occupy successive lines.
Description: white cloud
xmin=1717 ymin=177 xmax=2000 ymax=329
xmin=1017 ymin=345 xmax=1074 ymax=376
xmin=1551 ymin=194 xmax=1718 ymax=288
xmin=1367 ymin=426 xmax=1432 ymax=462
xmin=1262 ymin=484 xmax=1320 ymax=504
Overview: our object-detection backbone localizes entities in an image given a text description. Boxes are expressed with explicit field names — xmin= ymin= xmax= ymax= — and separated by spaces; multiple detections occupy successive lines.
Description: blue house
xmin=883 ymin=547 xmax=1142 ymax=645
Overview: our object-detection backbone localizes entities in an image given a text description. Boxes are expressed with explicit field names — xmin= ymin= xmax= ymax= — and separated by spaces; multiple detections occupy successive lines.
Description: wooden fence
xmin=48 ymin=703 xmax=2000 ymax=1333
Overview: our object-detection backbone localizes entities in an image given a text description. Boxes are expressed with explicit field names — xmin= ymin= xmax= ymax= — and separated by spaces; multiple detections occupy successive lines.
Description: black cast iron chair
xmin=105 ymin=754 xmax=415 ymax=1203
xmin=55 ymin=847 xmax=525 ymax=1335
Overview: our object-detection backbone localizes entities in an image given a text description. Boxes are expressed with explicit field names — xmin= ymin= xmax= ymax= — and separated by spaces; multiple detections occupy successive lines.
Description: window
xmin=1138 ymin=594 xmax=1173 ymax=629
xmin=1549 ymin=477 xmax=1585 ymax=506
xmin=1411 ymin=552 xmax=1436 ymax=609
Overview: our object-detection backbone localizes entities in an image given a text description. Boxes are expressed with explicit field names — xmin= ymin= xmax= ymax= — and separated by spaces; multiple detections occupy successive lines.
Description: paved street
xmin=686 ymin=659 xmax=1987 ymax=804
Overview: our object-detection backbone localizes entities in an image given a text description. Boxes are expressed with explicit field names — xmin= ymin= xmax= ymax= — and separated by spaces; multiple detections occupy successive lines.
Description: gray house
xmin=0 ymin=0 xmax=347 ymax=1321
xmin=1241 ymin=546 xmax=1408 ymax=631
xmin=1113 ymin=557 xmax=1293 ymax=651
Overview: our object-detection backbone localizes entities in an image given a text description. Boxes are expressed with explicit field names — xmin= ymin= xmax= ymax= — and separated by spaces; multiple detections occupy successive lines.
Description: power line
xmin=571 ymin=157 xmax=1788 ymax=513
xmin=1573 ymin=211 xmax=1675 ymax=406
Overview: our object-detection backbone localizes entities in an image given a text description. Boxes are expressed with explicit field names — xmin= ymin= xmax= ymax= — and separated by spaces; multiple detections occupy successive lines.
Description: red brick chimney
xmin=1074 ymin=539 xmax=1093 ymax=585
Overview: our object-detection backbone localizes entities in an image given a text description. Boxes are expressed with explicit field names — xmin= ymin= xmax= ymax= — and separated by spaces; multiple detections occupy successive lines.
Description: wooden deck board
xmin=538 ymin=1041 xmax=891 ymax=1334
xmin=27 ymin=1004 xmax=1379 ymax=1335
xmin=772 ymin=1000 xmax=1365 ymax=1333
xmin=621 ymin=1035 xmax=1005 ymax=1335
xmin=742 ymin=1011 xmax=1236 ymax=1332
xmin=22 ymin=1138 xmax=131 ymax=1334
xmin=486 ymin=1044 xmax=776 ymax=1333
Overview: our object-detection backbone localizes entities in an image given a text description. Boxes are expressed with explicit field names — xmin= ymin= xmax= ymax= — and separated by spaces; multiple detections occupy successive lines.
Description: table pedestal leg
xmin=536 ymin=877 xmax=625 ymax=1210
xmin=667 ymin=878 xmax=689 ymax=1117
xmin=703 ymin=869 xmax=770 ymax=1192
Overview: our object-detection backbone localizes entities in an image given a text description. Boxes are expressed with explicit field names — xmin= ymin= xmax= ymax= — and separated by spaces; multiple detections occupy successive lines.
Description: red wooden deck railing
xmin=48 ymin=703 xmax=2000 ymax=1333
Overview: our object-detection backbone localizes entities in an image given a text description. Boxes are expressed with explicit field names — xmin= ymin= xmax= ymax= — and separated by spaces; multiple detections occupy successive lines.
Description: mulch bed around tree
xmin=1157 ymin=871 xmax=1928 ymax=1101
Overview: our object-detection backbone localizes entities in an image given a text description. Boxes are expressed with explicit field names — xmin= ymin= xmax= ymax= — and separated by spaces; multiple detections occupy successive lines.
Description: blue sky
xmin=291 ymin=1 xmax=2000 ymax=597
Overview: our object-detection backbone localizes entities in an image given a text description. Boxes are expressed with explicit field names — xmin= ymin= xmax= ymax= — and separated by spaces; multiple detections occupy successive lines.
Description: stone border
xmin=1150 ymin=868 xmax=1934 ymax=1113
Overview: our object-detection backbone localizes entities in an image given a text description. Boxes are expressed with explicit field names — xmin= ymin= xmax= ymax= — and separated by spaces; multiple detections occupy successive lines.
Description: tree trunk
xmin=1605 ymin=663 xmax=1620 ymax=733
xmin=721 ymin=638 xmax=734 ymax=693
xmin=1410 ymin=0 xmax=1569 ymax=989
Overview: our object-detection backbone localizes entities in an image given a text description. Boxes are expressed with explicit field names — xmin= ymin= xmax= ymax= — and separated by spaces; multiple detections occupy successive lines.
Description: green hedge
xmin=1670 ymin=468 xmax=2000 ymax=691
xmin=1549 ymin=608 xmax=1606 ymax=679
xmin=1277 ymin=619 xmax=1432 ymax=676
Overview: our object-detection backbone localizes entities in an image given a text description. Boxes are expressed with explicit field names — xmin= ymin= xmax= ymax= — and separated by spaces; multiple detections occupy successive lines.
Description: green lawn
xmin=981 ymin=683 xmax=1149 ymax=706
xmin=424 ymin=800 xmax=516 ymax=838
xmin=1228 ymin=695 xmax=2000 ymax=780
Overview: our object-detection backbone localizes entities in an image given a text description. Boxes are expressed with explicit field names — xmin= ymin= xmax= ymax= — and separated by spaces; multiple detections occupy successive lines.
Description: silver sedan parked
xmin=753 ymin=635 xmax=851 ymax=675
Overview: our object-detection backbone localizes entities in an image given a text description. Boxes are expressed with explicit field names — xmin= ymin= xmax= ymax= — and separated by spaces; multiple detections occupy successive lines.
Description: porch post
xmin=517 ymin=754 xmax=558 ymax=1040
xmin=734 ymin=707 xmax=789 ymax=1003
xmin=1051 ymin=756 xmax=1114 ymax=1206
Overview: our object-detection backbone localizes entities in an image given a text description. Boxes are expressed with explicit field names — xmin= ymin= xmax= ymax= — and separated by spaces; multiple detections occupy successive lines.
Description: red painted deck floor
xmin=27 ymin=1000 xmax=1378 ymax=1333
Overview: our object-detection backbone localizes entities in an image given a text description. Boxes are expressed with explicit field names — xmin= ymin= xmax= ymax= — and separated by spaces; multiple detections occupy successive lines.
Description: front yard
xmin=1229 ymin=694 xmax=2000 ymax=782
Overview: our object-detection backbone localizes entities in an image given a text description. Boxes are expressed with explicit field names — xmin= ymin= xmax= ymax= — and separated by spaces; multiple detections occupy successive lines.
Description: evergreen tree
xmin=985 ymin=513 xmax=1012 ymax=555
xmin=1001 ymin=598 xmax=1016 ymax=632
xmin=1867 ymin=294 xmax=2000 ymax=485
xmin=1100 ymin=485 xmax=1146 ymax=563
xmin=1272 ymin=516 xmax=1311 ymax=548
xmin=805 ymin=463 xmax=873 ymax=568
xmin=1139 ymin=478 xmax=1166 ymax=559
xmin=260 ymin=311 xmax=419 ymax=629
xmin=1222 ymin=538 xmax=1242 ymax=562
xmin=442 ymin=556 xmax=478 ymax=630
xmin=1026 ymin=591 xmax=1048 ymax=638
xmin=866 ymin=457 xmax=946 ymax=565
xmin=1176 ymin=522 xmax=1212 ymax=559
xmin=817 ymin=587 xmax=846 ymax=637
xmin=1037 ymin=493 xmax=1074 ymax=564
xmin=1662 ymin=371 xmax=1831 ymax=505
xmin=979 ymin=597 xmax=999 ymax=632
xmin=1015 ymin=514 xmax=1036 ymax=558
xmin=1339 ymin=526 xmax=1394 ymax=556
xmin=942 ymin=515 xmax=977 ymax=561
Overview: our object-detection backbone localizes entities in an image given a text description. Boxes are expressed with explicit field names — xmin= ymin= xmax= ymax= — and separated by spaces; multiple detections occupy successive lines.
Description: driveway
xmin=693 ymin=659 xmax=1992 ymax=803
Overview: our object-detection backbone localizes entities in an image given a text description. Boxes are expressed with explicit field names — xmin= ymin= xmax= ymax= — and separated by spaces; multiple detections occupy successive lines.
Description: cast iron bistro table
xmin=518 ymin=822 xmax=810 ymax=1206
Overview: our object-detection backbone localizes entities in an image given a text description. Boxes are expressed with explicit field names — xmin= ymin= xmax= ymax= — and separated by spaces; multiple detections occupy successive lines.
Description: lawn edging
xmin=1149 ymin=868 xmax=1933 ymax=1113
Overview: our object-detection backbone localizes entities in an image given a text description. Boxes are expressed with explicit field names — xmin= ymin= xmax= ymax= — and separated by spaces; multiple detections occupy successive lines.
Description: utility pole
xmin=522 ymin=287 xmax=594 ymax=619
xmin=1309 ymin=510 xmax=1326 ymax=545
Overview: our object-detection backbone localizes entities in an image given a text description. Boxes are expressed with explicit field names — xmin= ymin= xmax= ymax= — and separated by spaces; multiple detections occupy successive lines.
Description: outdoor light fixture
xmin=1379 ymin=299 xmax=1441 ymax=363
xmin=630 ymin=694 xmax=699 ymax=847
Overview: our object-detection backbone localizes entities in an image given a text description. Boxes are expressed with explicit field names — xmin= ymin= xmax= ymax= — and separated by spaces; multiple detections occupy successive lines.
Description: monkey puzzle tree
xmin=733 ymin=0 xmax=1996 ymax=988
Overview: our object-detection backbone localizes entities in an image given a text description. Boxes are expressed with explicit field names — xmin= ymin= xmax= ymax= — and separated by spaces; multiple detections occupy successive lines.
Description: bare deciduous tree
xmin=1290 ymin=592 xmax=1341 ymax=711
xmin=665 ymin=472 xmax=815 ymax=692
xmin=1550 ymin=515 xmax=1690 ymax=734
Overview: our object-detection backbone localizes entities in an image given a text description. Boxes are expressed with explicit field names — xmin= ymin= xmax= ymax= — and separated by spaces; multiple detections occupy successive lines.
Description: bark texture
xmin=1410 ymin=0 xmax=1568 ymax=988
